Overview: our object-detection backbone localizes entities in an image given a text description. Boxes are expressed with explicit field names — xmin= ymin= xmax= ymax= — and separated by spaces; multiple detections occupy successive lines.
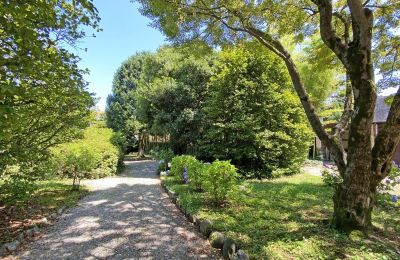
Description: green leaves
xmin=200 ymin=45 xmax=313 ymax=176
xmin=0 ymin=0 xmax=99 ymax=177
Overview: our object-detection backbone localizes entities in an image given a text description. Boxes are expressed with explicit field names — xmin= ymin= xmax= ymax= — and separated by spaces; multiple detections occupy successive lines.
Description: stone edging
xmin=160 ymin=179 xmax=250 ymax=260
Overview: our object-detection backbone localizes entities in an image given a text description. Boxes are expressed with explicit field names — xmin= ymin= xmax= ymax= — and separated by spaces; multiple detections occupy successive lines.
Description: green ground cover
xmin=162 ymin=173 xmax=400 ymax=259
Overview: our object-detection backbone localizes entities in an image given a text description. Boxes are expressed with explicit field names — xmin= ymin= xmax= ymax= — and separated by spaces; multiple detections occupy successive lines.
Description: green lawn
xmin=0 ymin=180 xmax=89 ymax=244
xmin=163 ymin=174 xmax=400 ymax=259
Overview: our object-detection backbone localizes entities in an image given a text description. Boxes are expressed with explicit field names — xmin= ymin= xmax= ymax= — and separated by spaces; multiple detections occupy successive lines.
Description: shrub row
xmin=168 ymin=155 xmax=238 ymax=204
xmin=47 ymin=123 xmax=125 ymax=181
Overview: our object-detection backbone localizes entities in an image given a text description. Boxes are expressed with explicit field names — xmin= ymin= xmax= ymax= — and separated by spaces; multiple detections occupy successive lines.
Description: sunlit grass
xmin=164 ymin=174 xmax=400 ymax=259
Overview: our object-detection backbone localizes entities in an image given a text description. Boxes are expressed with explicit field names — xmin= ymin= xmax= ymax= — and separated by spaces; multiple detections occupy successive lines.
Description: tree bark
xmin=138 ymin=132 xmax=145 ymax=157
xmin=331 ymin=2 xmax=377 ymax=229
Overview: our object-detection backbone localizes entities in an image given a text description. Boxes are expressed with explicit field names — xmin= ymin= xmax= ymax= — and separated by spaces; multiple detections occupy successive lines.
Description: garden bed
xmin=162 ymin=173 xmax=400 ymax=259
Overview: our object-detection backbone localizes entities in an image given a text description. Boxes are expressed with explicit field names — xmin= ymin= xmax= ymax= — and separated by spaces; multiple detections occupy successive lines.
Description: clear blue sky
xmin=74 ymin=0 xmax=166 ymax=111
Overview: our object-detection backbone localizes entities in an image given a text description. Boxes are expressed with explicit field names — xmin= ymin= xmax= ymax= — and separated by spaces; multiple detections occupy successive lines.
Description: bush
xmin=321 ymin=169 xmax=342 ymax=187
xmin=0 ymin=176 xmax=37 ymax=203
xmin=203 ymin=160 xmax=238 ymax=204
xmin=187 ymin=160 xmax=207 ymax=191
xmin=151 ymin=148 xmax=175 ymax=173
xmin=50 ymin=124 xmax=123 ymax=180
xmin=170 ymin=155 xmax=198 ymax=178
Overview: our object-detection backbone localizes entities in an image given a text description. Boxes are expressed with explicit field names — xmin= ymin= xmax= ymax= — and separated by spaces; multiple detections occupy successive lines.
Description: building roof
xmin=374 ymin=96 xmax=390 ymax=123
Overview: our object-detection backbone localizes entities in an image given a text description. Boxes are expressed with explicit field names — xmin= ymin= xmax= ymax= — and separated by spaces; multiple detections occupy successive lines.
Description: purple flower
xmin=183 ymin=167 xmax=189 ymax=184
xmin=392 ymin=195 xmax=398 ymax=203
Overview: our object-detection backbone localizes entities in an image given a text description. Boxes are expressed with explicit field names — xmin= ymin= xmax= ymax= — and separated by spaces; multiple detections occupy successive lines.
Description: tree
xmin=106 ymin=53 xmax=150 ymax=153
xmin=135 ymin=46 xmax=213 ymax=154
xmin=0 ymin=1 xmax=99 ymax=178
xmin=136 ymin=0 xmax=400 ymax=231
xmin=201 ymin=45 xmax=312 ymax=177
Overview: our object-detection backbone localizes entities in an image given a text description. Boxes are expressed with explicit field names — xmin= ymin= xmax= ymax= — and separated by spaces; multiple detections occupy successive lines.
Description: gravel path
xmin=15 ymin=160 xmax=217 ymax=259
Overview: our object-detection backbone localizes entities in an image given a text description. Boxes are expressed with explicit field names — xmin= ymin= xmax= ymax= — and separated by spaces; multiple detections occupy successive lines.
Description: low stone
xmin=38 ymin=217 xmax=48 ymax=225
xmin=49 ymin=213 xmax=57 ymax=219
xmin=209 ymin=231 xmax=224 ymax=249
xmin=233 ymin=250 xmax=249 ymax=260
xmin=4 ymin=240 xmax=20 ymax=252
xmin=199 ymin=219 xmax=213 ymax=237
xmin=57 ymin=208 xmax=63 ymax=214
xmin=222 ymin=238 xmax=236 ymax=260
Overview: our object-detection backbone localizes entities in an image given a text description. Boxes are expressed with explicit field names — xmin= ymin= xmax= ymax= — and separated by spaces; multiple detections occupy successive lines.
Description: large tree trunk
xmin=333 ymin=167 xmax=374 ymax=231
xmin=332 ymin=23 xmax=377 ymax=228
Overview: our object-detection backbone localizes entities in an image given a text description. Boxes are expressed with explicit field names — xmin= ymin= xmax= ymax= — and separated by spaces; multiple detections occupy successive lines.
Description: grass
xmin=163 ymin=174 xmax=400 ymax=259
xmin=0 ymin=180 xmax=89 ymax=244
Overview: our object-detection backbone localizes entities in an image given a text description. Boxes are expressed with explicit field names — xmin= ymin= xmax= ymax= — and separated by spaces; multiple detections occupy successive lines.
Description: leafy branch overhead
xmin=136 ymin=0 xmax=400 ymax=231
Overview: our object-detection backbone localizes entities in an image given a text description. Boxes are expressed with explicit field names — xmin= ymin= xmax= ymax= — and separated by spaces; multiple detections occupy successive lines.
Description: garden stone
xmin=199 ymin=219 xmax=213 ymax=237
xmin=38 ymin=217 xmax=48 ymax=226
xmin=222 ymin=237 xmax=236 ymax=260
xmin=58 ymin=208 xmax=64 ymax=214
xmin=209 ymin=231 xmax=224 ymax=249
xmin=233 ymin=250 xmax=249 ymax=260
xmin=4 ymin=240 xmax=20 ymax=252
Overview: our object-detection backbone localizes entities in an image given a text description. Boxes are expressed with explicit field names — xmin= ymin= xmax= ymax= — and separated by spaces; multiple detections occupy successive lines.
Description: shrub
xmin=152 ymin=148 xmax=175 ymax=173
xmin=0 ymin=175 xmax=37 ymax=203
xmin=187 ymin=159 xmax=207 ymax=191
xmin=170 ymin=155 xmax=197 ymax=178
xmin=203 ymin=160 xmax=238 ymax=204
xmin=50 ymin=124 xmax=123 ymax=180
xmin=321 ymin=169 xmax=342 ymax=187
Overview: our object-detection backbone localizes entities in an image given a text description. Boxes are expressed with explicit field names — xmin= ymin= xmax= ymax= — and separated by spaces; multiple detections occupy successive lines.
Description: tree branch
xmin=312 ymin=0 xmax=349 ymax=67
xmin=371 ymin=87 xmax=400 ymax=183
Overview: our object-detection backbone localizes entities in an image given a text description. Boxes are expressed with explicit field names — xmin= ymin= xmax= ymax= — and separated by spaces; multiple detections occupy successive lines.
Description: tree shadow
xmin=17 ymin=161 xmax=215 ymax=259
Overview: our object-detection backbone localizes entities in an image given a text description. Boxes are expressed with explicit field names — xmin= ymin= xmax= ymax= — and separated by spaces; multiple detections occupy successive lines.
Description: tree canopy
xmin=0 ymin=1 xmax=100 ymax=179
xmin=136 ymin=0 xmax=400 ymax=231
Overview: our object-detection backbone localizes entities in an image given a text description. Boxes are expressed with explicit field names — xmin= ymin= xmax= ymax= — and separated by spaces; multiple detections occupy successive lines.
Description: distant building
xmin=372 ymin=96 xmax=400 ymax=164
xmin=310 ymin=96 xmax=400 ymax=164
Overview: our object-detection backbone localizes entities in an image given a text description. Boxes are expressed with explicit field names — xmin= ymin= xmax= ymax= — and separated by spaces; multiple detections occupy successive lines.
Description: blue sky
xmin=75 ymin=0 xmax=166 ymax=110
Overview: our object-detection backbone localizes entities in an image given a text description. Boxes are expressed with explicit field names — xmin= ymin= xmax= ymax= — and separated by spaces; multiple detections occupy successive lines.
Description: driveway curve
xmin=16 ymin=160 xmax=216 ymax=259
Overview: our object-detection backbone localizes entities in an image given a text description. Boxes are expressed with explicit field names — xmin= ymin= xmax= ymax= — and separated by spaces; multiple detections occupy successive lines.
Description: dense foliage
xmin=203 ymin=159 xmax=238 ymax=204
xmin=201 ymin=46 xmax=313 ymax=177
xmin=135 ymin=47 xmax=213 ymax=154
xmin=50 ymin=123 xmax=125 ymax=180
xmin=168 ymin=155 xmax=237 ymax=204
xmin=106 ymin=53 xmax=150 ymax=152
xmin=135 ymin=0 xmax=400 ymax=231
xmin=0 ymin=0 xmax=100 ymax=187
xmin=107 ymin=45 xmax=313 ymax=177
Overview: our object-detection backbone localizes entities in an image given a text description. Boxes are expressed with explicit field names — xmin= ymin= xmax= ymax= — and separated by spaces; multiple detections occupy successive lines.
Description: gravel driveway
xmin=15 ymin=160 xmax=216 ymax=259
